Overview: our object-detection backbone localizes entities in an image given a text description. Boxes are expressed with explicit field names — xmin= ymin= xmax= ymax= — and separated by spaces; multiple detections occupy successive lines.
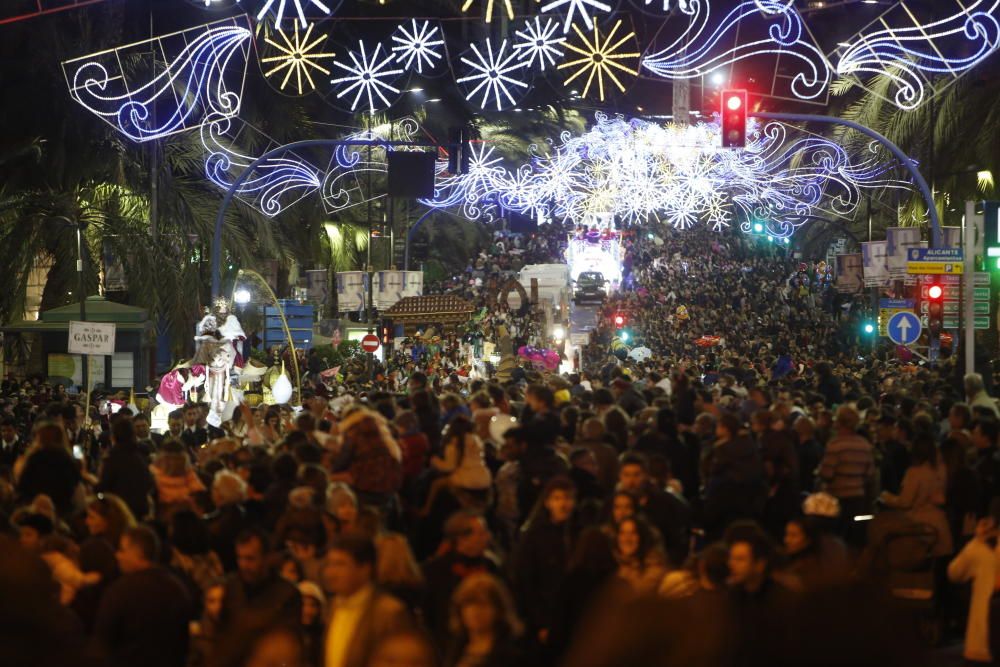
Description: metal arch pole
xmin=210 ymin=139 xmax=440 ymax=299
xmin=403 ymin=207 xmax=438 ymax=271
xmin=750 ymin=111 xmax=943 ymax=249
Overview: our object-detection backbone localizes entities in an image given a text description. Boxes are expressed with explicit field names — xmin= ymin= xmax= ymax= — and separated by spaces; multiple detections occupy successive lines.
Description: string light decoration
xmin=62 ymin=18 xmax=251 ymax=143
xmin=541 ymin=0 xmax=614 ymax=33
xmin=460 ymin=0 xmax=515 ymax=23
xmin=558 ymin=18 xmax=640 ymax=102
xmin=391 ymin=19 xmax=445 ymax=74
xmin=261 ymin=22 xmax=334 ymax=95
xmin=642 ymin=0 xmax=830 ymax=101
xmin=634 ymin=0 xmax=693 ymax=12
xmin=835 ymin=0 xmax=1000 ymax=110
xmin=256 ymin=0 xmax=334 ymax=28
xmin=513 ymin=16 xmax=567 ymax=71
xmin=201 ymin=115 xmax=322 ymax=216
xmin=457 ymin=39 xmax=530 ymax=110
xmin=330 ymin=41 xmax=405 ymax=113
xmin=421 ymin=114 xmax=906 ymax=237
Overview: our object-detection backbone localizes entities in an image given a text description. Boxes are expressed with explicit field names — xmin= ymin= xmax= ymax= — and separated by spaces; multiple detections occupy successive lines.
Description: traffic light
xmin=613 ymin=313 xmax=626 ymax=328
xmin=926 ymin=280 xmax=944 ymax=341
xmin=862 ymin=321 xmax=875 ymax=336
xmin=379 ymin=319 xmax=394 ymax=346
xmin=721 ymin=90 xmax=747 ymax=148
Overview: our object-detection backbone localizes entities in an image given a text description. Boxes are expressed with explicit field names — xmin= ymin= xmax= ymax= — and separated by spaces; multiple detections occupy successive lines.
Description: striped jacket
xmin=819 ymin=431 xmax=875 ymax=499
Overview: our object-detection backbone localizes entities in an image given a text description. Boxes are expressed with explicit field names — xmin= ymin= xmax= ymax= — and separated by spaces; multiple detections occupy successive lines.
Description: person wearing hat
xmin=299 ymin=580 xmax=327 ymax=667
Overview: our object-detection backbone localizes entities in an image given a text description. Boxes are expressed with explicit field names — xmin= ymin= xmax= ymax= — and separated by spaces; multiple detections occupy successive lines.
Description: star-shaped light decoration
xmin=261 ymin=22 xmax=334 ymax=95
xmin=457 ymin=38 xmax=529 ymax=111
xmin=514 ymin=16 xmax=567 ymax=71
xmin=330 ymin=41 xmax=404 ymax=113
xmin=391 ymin=19 xmax=445 ymax=74
xmin=558 ymin=18 xmax=640 ymax=101
xmin=540 ymin=0 xmax=613 ymax=33
xmin=256 ymin=0 xmax=333 ymax=27
xmin=460 ymin=0 xmax=516 ymax=23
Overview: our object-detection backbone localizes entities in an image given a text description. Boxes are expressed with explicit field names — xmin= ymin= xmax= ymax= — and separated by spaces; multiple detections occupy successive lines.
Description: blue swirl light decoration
xmin=642 ymin=0 xmax=830 ymax=101
xmin=63 ymin=19 xmax=252 ymax=143
xmin=419 ymin=114 xmax=907 ymax=238
xmin=835 ymin=0 xmax=1000 ymax=110
xmin=201 ymin=115 xmax=322 ymax=217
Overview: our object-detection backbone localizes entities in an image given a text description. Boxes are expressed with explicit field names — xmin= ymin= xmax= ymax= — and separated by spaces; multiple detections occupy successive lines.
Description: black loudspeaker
xmin=388 ymin=151 xmax=437 ymax=198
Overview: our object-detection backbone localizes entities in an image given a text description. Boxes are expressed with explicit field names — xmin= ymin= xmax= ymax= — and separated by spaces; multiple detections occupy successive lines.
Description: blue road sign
xmin=907 ymin=247 xmax=963 ymax=262
xmin=887 ymin=311 xmax=922 ymax=346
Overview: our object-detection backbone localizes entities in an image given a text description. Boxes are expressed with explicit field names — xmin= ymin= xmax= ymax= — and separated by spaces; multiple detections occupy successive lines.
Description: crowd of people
xmin=3 ymin=223 xmax=1000 ymax=667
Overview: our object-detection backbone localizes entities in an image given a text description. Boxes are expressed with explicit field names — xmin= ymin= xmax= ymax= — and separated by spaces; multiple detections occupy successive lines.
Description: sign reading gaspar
xmin=68 ymin=321 xmax=116 ymax=356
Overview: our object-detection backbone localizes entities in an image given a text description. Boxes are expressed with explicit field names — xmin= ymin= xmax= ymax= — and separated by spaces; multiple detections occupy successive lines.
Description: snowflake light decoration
xmin=457 ymin=39 xmax=529 ymax=111
xmin=256 ymin=0 xmax=333 ymax=27
xmin=421 ymin=114 xmax=907 ymax=236
xmin=514 ymin=17 xmax=567 ymax=71
xmin=261 ymin=22 xmax=334 ymax=95
xmin=541 ymin=0 xmax=613 ymax=33
xmin=330 ymin=41 xmax=404 ymax=113
xmin=461 ymin=0 xmax=515 ymax=23
xmin=635 ymin=0 xmax=695 ymax=11
xmin=558 ymin=19 xmax=640 ymax=101
xmin=391 ymin=19 xmax=445 ymax=74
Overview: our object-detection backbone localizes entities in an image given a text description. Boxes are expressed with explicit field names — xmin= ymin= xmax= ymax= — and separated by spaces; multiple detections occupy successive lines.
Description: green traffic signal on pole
xmin=863 ymin=322 xmax=875 ymax=335
xmin=753 ymin=222 xmax=764 ymax=234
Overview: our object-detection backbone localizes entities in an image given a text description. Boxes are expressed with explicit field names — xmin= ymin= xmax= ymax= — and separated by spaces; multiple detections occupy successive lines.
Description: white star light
xmin=330 ymin=41 xmax=404 ymax=113
xmin=391 ymin=19 xmax=445 ymax=74
xmin=457 ymin=39 xmax=529 ymax=111
xmin=514 ymin=17 xmax=567 ymax=71
xmin=256 ymin=0 xmax=333 ymax=28
xmin=540 ymin=0 xmax=613 ymax=33
xmin=640 ymin=0 xmax=693 ymax=11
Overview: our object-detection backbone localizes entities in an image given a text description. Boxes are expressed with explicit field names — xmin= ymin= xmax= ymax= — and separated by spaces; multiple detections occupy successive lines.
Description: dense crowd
xmin=4 ymin=225 xmax=1000 ymax=667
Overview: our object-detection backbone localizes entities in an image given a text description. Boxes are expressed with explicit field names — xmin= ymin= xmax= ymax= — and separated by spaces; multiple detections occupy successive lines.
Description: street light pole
xmin=52 ymin=215 xmax=88 ymax=391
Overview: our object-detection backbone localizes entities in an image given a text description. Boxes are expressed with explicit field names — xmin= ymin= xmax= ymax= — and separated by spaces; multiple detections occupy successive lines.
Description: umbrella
xmin=628 ymin=346 xmax=653 ymax=362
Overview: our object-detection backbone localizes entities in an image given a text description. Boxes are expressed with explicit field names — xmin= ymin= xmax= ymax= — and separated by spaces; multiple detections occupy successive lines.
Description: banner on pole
xmin=835 ymin=254 xmax=864 ymax=294
xmin=886 ymin=227 xmax=924 ymax=281
xmin=861 ymin=241 xmax=889 ymax=287
xmin=68 ymin=321 xmax=116 ymax=356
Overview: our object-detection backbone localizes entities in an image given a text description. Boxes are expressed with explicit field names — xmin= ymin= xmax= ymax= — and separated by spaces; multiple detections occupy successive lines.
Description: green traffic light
xmin=619 ymin=330 xmax=630 ymax=343
xmin=863 ymin=322 xmax=875 ymax=335
xmin=753 ymin=222 xmax=764 ymax=234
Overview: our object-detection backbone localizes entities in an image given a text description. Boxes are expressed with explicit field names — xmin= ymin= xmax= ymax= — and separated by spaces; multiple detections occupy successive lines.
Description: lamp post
xmin=50 ymin=216 xmax=88 ymax=391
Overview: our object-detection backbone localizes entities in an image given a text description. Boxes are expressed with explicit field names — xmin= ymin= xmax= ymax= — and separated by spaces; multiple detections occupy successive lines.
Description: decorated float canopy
xmin=384 ymin=295 xmax=476 ymax=334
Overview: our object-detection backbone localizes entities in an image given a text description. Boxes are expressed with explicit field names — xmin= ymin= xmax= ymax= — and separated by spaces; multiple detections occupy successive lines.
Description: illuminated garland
xmin=559 ymin=18 xmax=640 ymax=101
xmin=420 ymin=114 xmax=905 ymax=237
xmin=835 ymin=0 xmax=1000 ymax=110
xmin=513 ymin=17 xmax=567 ymax=72
xmin=457 ymin=38 xmax=530 ymax=110
xmin=257 ymin=0 xmax=334 ymax=27
xmin=643 ymin=0 xmax=830 ymax=101
xmin=541 ymin=0 xmax=614 ymax=33
xmin=391 ymin=19 xmax=446 ymax=74
xmin=201 ymin=115 xmax=322 ymax=216
xmin=330 ymin=40 xmax=405 ymax=113
xmin=63 ymin=18 xmax=252 ymax=142
xmin=261 ymin=22 xmax=334 ymax=95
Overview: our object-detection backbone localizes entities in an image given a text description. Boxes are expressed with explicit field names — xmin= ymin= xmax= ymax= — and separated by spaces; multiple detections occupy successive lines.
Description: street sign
xmin=878 ymin=299 xmax=915 ymax=337
xmin=68 ymin=321 xmax=116 ymax=356
xmin=920 ymin=301 xmax=991 ymax=315
xmin=361 ymin=334 xmax=380 ymax=353
xmin=887 ymin=311 xmax=922 ymax=346
xmin=908 ymin=248 xmax=964 ymax=274
xmin=920 ymin=273 xmax=990 ymax=286
xmin=923 ymin=315 xmax=991 ymax=330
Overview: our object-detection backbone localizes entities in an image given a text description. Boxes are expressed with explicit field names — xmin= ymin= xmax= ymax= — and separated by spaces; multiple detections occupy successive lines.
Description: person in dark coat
xmin=444 ymin=572 xmax=525 ymax=667
xmin=421 ymin=510 xmax=500 ymax=646
xmin=509 ymin=477 xmax=577 ymax=650
xmin=205 ymin=470 xmax=251 ymax=572
xmin=751 ymin=410 xmax=800 ymax=539
xmin=616 ymin=452 xmax=691 ymax=566
xmin=0 ymin=416 xmax=27 ymax=468
xmin=95 ymin=526 xmax=192 ymax=667
xmin=16 ymin=421 xmax=81 ymax=517
xmin=702 ymin=414 xmax=766 ymax=541
xmin=218 ymin=528 xmax=301 ymax=631
xmin=96 ymin=415 xmax=154 ymax=520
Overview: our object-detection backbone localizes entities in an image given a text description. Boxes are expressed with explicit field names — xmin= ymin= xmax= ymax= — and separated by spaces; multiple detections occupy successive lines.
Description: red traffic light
xmin=928 ymin=284 xmax=943 ymax=300
xmin=613 ymin=313 xmax=625 ymax=328
xmin=721 ymin=89 xmax=747 ymax=149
